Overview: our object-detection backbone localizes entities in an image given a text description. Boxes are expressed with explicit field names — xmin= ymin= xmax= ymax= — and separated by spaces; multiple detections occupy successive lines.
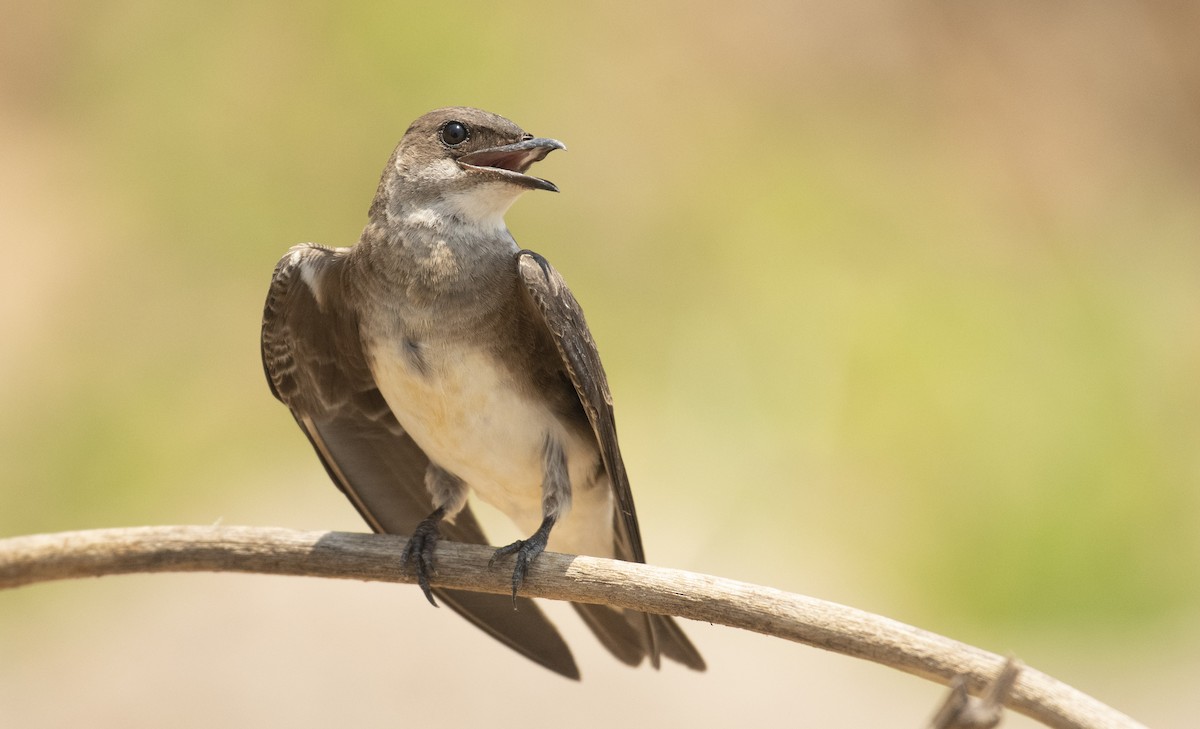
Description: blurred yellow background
xmin=1 ymin=2 xmax=1196 ymax=727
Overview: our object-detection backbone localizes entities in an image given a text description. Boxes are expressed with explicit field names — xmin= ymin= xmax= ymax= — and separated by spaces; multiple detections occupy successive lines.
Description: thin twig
xmin=0 ymin=526 xmax=1144 ymax=729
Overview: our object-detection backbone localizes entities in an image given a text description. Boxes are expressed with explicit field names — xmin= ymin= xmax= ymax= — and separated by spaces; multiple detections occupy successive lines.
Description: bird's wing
xmin=262 ymin=244 xmax=579 ymax=679
xmin=515 ymin=250 xmax=645 ymax=563
xmin=516 ymin=250 xmax=707 ymax=672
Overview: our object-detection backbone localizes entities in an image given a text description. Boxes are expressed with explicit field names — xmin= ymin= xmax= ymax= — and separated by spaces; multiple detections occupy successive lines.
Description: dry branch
xmin=0 ymin=525 xmax=1143 ymax=729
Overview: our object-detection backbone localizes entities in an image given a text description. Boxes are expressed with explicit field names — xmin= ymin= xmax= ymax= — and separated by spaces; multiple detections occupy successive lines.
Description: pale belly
xmin=366 ymin=338 xmax=614 ymax=556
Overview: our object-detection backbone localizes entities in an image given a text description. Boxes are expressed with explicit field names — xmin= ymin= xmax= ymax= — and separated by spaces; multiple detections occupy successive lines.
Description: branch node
xmin=929 ymin=655 xmax=1023 ymax=729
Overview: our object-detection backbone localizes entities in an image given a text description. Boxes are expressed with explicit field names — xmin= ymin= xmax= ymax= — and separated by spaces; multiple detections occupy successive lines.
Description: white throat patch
xmin=401 ymin=158 xmax=526 ymax=231
xmin=443 ymin=182 xmax=525 ymax=230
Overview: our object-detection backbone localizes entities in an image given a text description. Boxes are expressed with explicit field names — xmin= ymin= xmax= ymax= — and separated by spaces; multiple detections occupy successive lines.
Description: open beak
xmin=458 ymin=137 xmax=566 ymax=192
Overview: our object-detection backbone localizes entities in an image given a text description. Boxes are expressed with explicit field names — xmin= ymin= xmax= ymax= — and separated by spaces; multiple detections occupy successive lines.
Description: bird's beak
xmin=458 ymin=137 xmax=566 ymax=192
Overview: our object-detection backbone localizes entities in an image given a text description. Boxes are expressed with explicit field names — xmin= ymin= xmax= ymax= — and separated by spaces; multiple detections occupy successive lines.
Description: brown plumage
xmin=262 ymin=107 xmax=704 ymax=678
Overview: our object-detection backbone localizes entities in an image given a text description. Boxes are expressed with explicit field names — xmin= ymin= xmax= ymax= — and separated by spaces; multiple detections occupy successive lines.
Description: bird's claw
xmin=401 ymin=516 xmax=443 ymax=607
xmin=490 ymin=529 xmax=550 ymax=608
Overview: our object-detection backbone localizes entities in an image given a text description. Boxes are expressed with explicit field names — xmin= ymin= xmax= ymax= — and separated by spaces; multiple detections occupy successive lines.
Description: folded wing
xmin=516 ymin=250 xmax=705 ymax=671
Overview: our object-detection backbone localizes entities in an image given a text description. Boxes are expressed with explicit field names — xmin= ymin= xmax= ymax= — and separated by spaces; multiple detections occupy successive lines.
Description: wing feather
xmin=516 ymin=250 xmax=705 ymax=671
xmin=515 ymin=251 xmax=645 ymax=562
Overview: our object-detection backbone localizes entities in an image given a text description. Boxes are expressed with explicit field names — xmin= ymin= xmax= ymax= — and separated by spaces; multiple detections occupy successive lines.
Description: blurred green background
xmin=1 ymin=2 xmax=1197 ymax=727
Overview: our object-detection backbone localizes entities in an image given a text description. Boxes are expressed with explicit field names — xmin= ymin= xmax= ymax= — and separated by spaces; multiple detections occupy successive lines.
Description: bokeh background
xmin=2 ymin=2 xmax=1197 ymax=727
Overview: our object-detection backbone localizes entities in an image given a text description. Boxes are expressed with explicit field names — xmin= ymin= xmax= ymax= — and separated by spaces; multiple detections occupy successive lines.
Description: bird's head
xmin=370 ymin=107 xmax=564 ymax=229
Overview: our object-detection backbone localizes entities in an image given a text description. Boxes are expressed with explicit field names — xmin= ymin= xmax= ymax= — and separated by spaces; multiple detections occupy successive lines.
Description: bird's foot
xmin=401 ymin=507 xmax=446 ymax=607
xmin=489 ymin=516 xmax=555 ymax=608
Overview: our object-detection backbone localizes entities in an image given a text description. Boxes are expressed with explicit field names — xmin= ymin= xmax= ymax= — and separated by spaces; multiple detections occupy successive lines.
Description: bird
xmin=261 ymin=107 xmax=704 ymax=679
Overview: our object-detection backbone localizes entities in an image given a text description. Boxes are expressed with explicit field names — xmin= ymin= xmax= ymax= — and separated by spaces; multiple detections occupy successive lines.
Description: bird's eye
xmin=441 ymin=121 xmax=469 ymax=146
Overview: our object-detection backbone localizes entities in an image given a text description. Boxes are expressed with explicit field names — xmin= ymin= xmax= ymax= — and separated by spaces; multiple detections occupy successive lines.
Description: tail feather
xmin=572 ymin=603 xmax=705 ymax=671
